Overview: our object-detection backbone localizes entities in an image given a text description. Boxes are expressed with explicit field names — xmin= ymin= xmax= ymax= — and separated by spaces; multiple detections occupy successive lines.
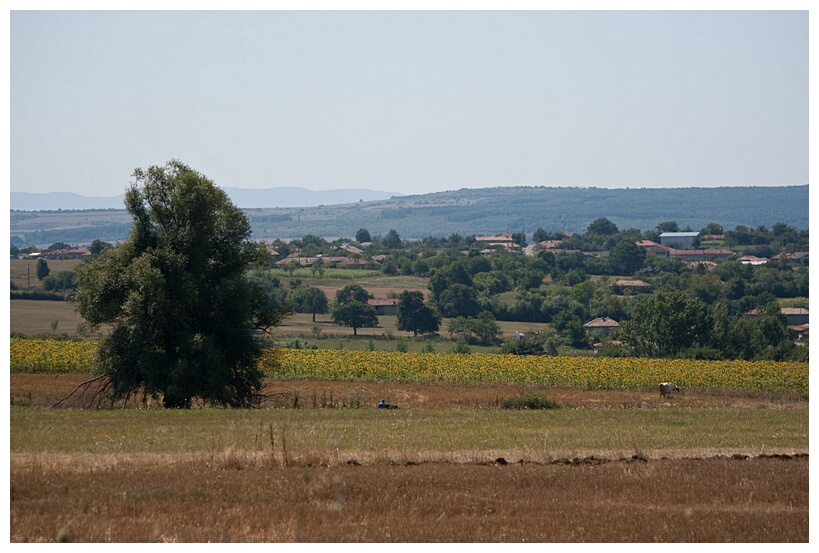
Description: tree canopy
xmin=396 ymin=290 xmax=441 ymax=336
xmin=330 ymin=284 xmax=378 ymax=336
xmin=74 ymin=160 xmax=290 ymax=408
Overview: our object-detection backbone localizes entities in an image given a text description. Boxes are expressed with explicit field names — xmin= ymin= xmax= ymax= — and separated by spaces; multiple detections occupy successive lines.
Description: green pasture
xmin=9 ymin=406 xmax=808 ymax=462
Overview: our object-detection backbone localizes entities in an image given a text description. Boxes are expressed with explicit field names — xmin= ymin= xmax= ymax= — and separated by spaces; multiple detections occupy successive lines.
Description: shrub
xmin=501 ymin=392 xmax=559 ymax=410
xmin=451 ymin=340 xmax=471 ymax=354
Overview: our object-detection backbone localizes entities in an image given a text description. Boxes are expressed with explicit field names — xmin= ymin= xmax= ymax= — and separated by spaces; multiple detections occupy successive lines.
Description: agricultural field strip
xmin=9 ymin=407 xmax=808 ymax=461
xmin=11 ymin=338 xmax=808 ymax=394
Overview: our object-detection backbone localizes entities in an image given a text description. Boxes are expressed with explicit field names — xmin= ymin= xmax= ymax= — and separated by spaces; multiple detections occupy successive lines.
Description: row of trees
xmin=617 ymin=291 xmax=803 ymax=361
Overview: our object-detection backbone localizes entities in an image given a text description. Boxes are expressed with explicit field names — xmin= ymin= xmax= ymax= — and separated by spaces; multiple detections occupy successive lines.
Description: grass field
xmin=9 ymin=373 xmax=810 ymax=542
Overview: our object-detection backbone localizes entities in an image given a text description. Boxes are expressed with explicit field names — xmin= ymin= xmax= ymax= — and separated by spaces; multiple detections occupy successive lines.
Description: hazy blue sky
xmin=9 ymin=8 xmax=810 ymax=197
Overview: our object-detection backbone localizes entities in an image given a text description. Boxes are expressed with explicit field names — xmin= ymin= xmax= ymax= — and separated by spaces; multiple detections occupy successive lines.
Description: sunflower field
xmin=10 ymin=338 xmax=808 ymax=394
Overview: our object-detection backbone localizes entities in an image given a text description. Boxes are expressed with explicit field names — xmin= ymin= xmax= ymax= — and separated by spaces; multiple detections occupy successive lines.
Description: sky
xmin=6 ymin=3 xmax=812 ymax=198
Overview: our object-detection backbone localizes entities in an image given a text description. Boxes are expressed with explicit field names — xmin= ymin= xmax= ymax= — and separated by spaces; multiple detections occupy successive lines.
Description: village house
xmin=338 ymin=245 xmax=365 ymax=256
xmin=775 ymin=251 xmax=809 ymax=266
xmin=475 ymin=232 xmax=522 ymax=253
xmin=584 ymin=317 xmax=620 ymax=336
xmin=44 ymin=247 xmax=91 ymax=260
xmin=743 ymin=307 xmax=809 ymax=326
xmin=738 ymin=255 xmax=769 ymax=265
xmin=635 ymin=240 xmax=670 ymax=256
xmin=792 ymin=324 xmax=808 ymax=344
xmin=635 ymin=240 xmax=734 ymax=262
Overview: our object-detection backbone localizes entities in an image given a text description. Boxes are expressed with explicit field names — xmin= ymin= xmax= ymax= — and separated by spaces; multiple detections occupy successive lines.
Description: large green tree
xmin=436 ymin=283 xmax=482 ymax=318
xmin=74 ymin=160 xmax=290 ymax=408
xmin=396 ymin=290 xmax=441 ymax=336
xmin=331 ymin=284 xmax=378 ymax=336
xmin=289 ymin=286 xmax=329 ymax=322
xmin=607 ymin=239 xmax=646 ymax=275
xmin=618 ymin=291 xmax=711 ymax=357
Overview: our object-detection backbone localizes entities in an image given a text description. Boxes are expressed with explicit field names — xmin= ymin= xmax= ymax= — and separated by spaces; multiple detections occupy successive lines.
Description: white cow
xmin=658 ymin=382 xmax=680 ymax=399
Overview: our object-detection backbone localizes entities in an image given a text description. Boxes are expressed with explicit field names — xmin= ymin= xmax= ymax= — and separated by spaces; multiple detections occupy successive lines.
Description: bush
xmin=501 ymin=335 xmax=546 ymax=356
xmin=501 ymin=392 xmax=559 ymax=410
xmin=451 ymin=340 xmax=471 ymax=354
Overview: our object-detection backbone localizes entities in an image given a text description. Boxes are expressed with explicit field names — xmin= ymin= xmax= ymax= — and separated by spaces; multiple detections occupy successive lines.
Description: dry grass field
xmin=10 ymin=455 xmax=808 ymax=542
xmin=10 ymin=258 xmax=84 ymax=289
xmin=9 ymin=374 xmax=809 ymax=543
xmin=10 ymin=300 xmax=547 ymax=352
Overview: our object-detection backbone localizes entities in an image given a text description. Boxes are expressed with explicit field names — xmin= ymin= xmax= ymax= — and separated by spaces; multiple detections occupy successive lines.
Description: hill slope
xmin=10 ymin=186 xmax=399 ymax=211
xmin=10 ymin=185 xmax=808 ymax=246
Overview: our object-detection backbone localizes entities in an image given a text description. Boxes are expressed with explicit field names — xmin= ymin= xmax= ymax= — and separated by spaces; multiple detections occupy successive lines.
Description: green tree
xmin=532 ymin=227 xmax=550 ymax=243
xmin=436 ymin=283 xmax=482 ymax=318
xmin=42 ymin=270 xmax=77 ymax=292
xmin=618 ymin=291 xmax=711 ymax=357
xmin=36 ymin=258 xmax=50 ymax=280
xmin=355 ymin=228 xmax=371 ymax=243
xmin=382 ymin=229 xmax=402 ymax=249
xmin=396 ymin=290 xmax=441 ymax=336
xmin=309 ymin=257 xmax=325 ymax=278
xmin=501 ymin=334 xmax=546 ymax=356
xmin=89 ymin=239 xmax=113 ymax=256
xmin=45 ymin=241 xmax=70 ymax=253
xmin=701 ymin=223 xmax=723 ymax=235
xmin=607 ymin=239 xmax=646 ymax=275
xmin=587 ymin=217 xmax=619 ymax=235
xmin=428 ymin=262 xmax=472 ymax=301
xmin=656 ymin=221 xmax=680 ymax=233
xmin=331 ymin=284 xmax=378 ymax=336
xmin=470 ymin=311 xmax=502 ymax=344
xmin=74 ymin=160 xmax=290 ymax=408
xmin=289 ymin=286 xmax=329 ymax=322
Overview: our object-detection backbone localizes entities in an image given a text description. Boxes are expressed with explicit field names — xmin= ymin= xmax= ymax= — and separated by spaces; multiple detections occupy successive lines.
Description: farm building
xmin=368 ymin=299 xmax=398 ymax=316
xmin=635 ymin=240 xmax=670 ymax=256
xmin=635 ymin=240 xmax=734 ymax=262
xmin=659 ymin=232 xmax=700 ymax=249
xmin=584 ymin=317 xmax=620 ymax=336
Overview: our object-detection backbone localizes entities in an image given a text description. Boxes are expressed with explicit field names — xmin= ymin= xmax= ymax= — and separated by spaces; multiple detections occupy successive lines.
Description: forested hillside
xmin=10 ymin=184 xmax=808 ymax=246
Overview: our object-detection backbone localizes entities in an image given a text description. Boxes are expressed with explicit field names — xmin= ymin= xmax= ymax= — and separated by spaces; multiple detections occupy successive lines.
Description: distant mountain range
xmin=10 ymin=187 xmax=401 ymax=211
xmin=10 ymin=184 xmax=809 ymax=247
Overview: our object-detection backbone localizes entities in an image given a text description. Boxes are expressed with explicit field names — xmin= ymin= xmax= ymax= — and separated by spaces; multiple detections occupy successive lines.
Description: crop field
xmin=9 ymin=338 xmax=810 ymax=543
xmin=11 ymin=338 xmax=810 ymax=395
